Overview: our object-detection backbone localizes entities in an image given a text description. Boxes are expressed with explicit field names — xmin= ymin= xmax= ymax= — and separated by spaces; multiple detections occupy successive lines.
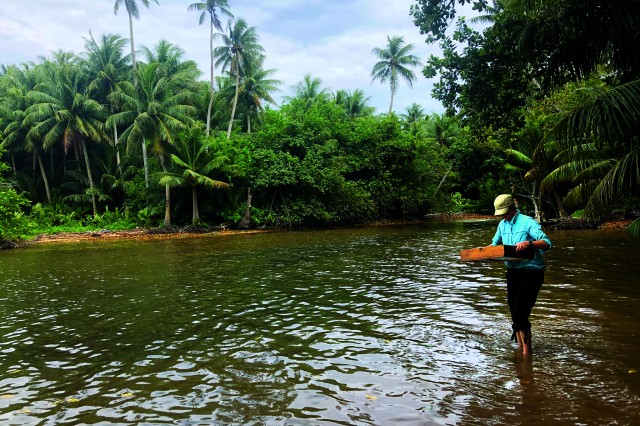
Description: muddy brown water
xmin=0 ymin=221 xmax=639 ymax=424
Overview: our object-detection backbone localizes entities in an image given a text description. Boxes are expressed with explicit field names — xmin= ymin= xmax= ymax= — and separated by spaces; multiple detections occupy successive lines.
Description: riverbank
xmin=2 ymin=213 xmax=634 ymax=250
xmin=20 ymin=226 xmax=269 ymax=246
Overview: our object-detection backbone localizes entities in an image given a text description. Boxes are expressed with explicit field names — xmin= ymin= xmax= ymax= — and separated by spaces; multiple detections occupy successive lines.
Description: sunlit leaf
xmin=121 ymin=393 xmax=134 ymax=397
xmin=629 ymin=369 xmax=638 ymax=374
xmin=66 ymin=398 xmax=80 ymax=403
xmin=365 ymin=394 xmax=378 ymax=401
xmin=0 ymin=394 xmax=15 ymax=399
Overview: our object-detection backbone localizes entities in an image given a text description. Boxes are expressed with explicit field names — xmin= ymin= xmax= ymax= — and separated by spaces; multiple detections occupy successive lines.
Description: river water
xmin=0 ymin=221 xmax=639 ymax=425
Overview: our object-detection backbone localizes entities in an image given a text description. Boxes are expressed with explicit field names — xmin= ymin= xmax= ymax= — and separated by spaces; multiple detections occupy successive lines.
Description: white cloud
xmin=0 ymin=0 xmax=449 ymax=114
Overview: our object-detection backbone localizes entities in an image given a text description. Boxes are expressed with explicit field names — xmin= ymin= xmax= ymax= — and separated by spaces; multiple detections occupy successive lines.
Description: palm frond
xmin=628 ymin=218 xmax=640 ymax=238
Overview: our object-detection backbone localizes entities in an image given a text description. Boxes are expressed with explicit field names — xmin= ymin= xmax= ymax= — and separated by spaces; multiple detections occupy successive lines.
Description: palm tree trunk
xmin=206 ymin=95 xmax=215 ymax=137
xmin=80 ymin=139 xmax=98 ymax=216
xmin=552 ymin=189 xmax=568 ymax=218
xmin=237 ymin=187 xmax=252 ymax=229
xmin=11 ymin=154 xmax=16 ymax=176
xmin=36 ymin=153 xmax=52 ymax=203
xmin=128 ymin=11 xmax=137 ymax=79
xmin=142 ymin=139 xmax=149 ymax=188
xmin=192 ymin=188 xmax=200 ymax=225
xmin=114 ymin=124 xmax=120 ymax=168
xmin=206 ymin=17 xmax=214 ymax=137
xmin=227 ymin=71 xmax=240 ymax=139
xmin=74 ymin=142 xmax=81 ymax=169
xmin=388 ymin=87 xmax=395 ymax=115
xmin=532 ymin=182 xmax=541 ymax=223
xmin=160 ymin=154 xmax=171 ymax=227
xmin=247 ymin=114 xmax=251 ymax=134
xmin=164 ymin=183 xmax=171 ymax=227
xmin=435 ymin=164 xmax=453 ymax=195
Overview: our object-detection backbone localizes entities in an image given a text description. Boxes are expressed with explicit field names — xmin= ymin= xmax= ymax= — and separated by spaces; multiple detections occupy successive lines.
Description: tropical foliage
xmin=1 ymin=0 xmax=637 ymax=242
xmin=414 ymin=0 xmax=640 ymax=236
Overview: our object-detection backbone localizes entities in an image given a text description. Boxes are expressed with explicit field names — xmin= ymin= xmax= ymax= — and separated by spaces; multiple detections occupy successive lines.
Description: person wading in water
xmin=489 ymin=194 xmax=552 ymax=355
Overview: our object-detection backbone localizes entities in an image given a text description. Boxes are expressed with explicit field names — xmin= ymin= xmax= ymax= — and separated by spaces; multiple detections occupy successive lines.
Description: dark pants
xmin=506 ymin=268 xmax=544 ymax=337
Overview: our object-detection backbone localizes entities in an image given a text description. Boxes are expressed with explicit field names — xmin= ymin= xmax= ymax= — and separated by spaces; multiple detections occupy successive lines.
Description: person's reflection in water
xmin=514 ymin=353 xmax=534 ymax=386
xmin=513 ymin=354 xmax=544 ymax=422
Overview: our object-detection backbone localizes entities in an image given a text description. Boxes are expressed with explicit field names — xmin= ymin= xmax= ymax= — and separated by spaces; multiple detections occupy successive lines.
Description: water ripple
xmin=0 ymin=224 xmax=639 ymax=424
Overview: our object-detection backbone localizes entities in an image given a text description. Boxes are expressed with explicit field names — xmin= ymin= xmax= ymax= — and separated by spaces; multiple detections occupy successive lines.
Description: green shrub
xmin=572 ymin=209 xmax=585 ymax=219
xmin=0 ymin=159 xmax=31 ymax=242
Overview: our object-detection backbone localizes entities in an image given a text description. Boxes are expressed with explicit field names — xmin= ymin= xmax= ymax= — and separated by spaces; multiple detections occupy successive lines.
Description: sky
xmin=0 ymin=0 xmax=478 ymax=115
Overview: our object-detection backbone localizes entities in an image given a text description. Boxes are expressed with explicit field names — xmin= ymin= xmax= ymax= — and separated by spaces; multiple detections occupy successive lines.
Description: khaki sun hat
xmin=493 ymin=194 xmax=514 ymax=215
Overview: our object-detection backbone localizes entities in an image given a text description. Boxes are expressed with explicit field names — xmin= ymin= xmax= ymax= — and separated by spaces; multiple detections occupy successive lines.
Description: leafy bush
xmin=86 ymin=207 xmax=136 ymax=230
xmin=571 ymin=209 xmax=585 ymax=219
xmin=0 ymin=158 xmax=31 ymax=242
xmin=30 ymin=202 xmax=81 ymax=227
xmin=136 ymin=206 xmax=163 ymax=228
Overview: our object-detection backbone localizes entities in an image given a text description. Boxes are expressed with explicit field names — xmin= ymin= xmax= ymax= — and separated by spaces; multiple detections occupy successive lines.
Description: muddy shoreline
xmin=2 ymin=213 xmax=634 ymax=249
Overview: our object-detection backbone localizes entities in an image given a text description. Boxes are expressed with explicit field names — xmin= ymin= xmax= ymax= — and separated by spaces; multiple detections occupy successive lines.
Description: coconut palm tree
xmin=401 ymin=103 xmax=425 ymax=134
xmin=237 ymin=58 xmax=281 ymax=133
xmin=0 ymin=64 xmax=52 ymax=201
xmin=539 ymin=141 xmax=606 ymax=216
xmin=188 ymin=0 xmax=233 ymax=136
xmin=113 ymin=0 xmax=159 ymax=77
xmin=287 ymin=73 xmax=331 ymax=109
xmin=423 ymin=113 xmax=458 ymax=147
xmin=335 ymin=89 xmax=375 ymax=121
xmin=551 ymin=80 xmax=640 ymax=235
xmin=141 ymin=40 xmax=201 ymax=83
xmin=213 ymin=18 xmax=265 ymax=138
xmin=422 ymin=113 xmax=461 ymax=195
xmin=24 ymin=58 xmax=108 ymax=216
xmin=83 ymin=32 xmax=129 ymax=168
xmin=197 ymin=76 xmax=236 ymax=132
xmin=107 ymin=62 xmax=197 ymax=225
xmin=371 ymin=35 xmax=421 ymax=115
xmin=159 ymin=125 xmax=230 ymax=224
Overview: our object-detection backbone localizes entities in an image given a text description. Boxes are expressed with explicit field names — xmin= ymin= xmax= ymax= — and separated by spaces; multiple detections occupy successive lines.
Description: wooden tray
xmin=460 ymin=244 xmax=534 ymax=262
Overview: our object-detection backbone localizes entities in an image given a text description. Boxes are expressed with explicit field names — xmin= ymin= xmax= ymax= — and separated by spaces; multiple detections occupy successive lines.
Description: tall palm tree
xmin=0 ymin=65 xmax=51 ymax=201
xmin=159 ymin=125 xmax=230 ymax=224
xmin=113 ymin=0 xmax=159 ymax=77
xmin=141 ymin=40 xmax=201 ymax=82
xmin=213 ymin=18 xmax=264 ymax=138
xmin=107 ymin=62 xmax=197 ymax=225
xmin=84 ymin=32 xmax=129 ymax=168
xmin=188 ymin=0 xmax=233 ymax=136
xmin=371 ymin=35 xmax=421 ymax=114
xmin=24 ymin=59 xmax=108 ymax=216
xmin=237 ymin=58 xmax=281 ymax=133
xmin=195 ymin=76 xmax=235 ymax=132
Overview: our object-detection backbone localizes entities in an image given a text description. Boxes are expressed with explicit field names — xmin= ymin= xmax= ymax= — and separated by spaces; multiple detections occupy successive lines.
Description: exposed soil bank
xmin=20 ymin=226 xmax=268 ymax=246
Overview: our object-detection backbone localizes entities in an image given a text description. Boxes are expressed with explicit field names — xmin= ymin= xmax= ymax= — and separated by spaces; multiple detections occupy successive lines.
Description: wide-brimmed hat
xmin=493 ymin=194 xmax=513 ymax=215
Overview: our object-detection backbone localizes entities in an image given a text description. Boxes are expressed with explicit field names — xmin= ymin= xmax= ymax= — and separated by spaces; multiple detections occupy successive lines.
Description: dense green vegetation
xmin=1 ymin=0 xmax=638 ymax=243
xmin=412 ymin=0 xmax=640 ymax=236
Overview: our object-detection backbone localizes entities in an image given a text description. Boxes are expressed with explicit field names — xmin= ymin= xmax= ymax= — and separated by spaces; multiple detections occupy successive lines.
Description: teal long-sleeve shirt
xmin=491 ymin=211 xmax=552 ymax=270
